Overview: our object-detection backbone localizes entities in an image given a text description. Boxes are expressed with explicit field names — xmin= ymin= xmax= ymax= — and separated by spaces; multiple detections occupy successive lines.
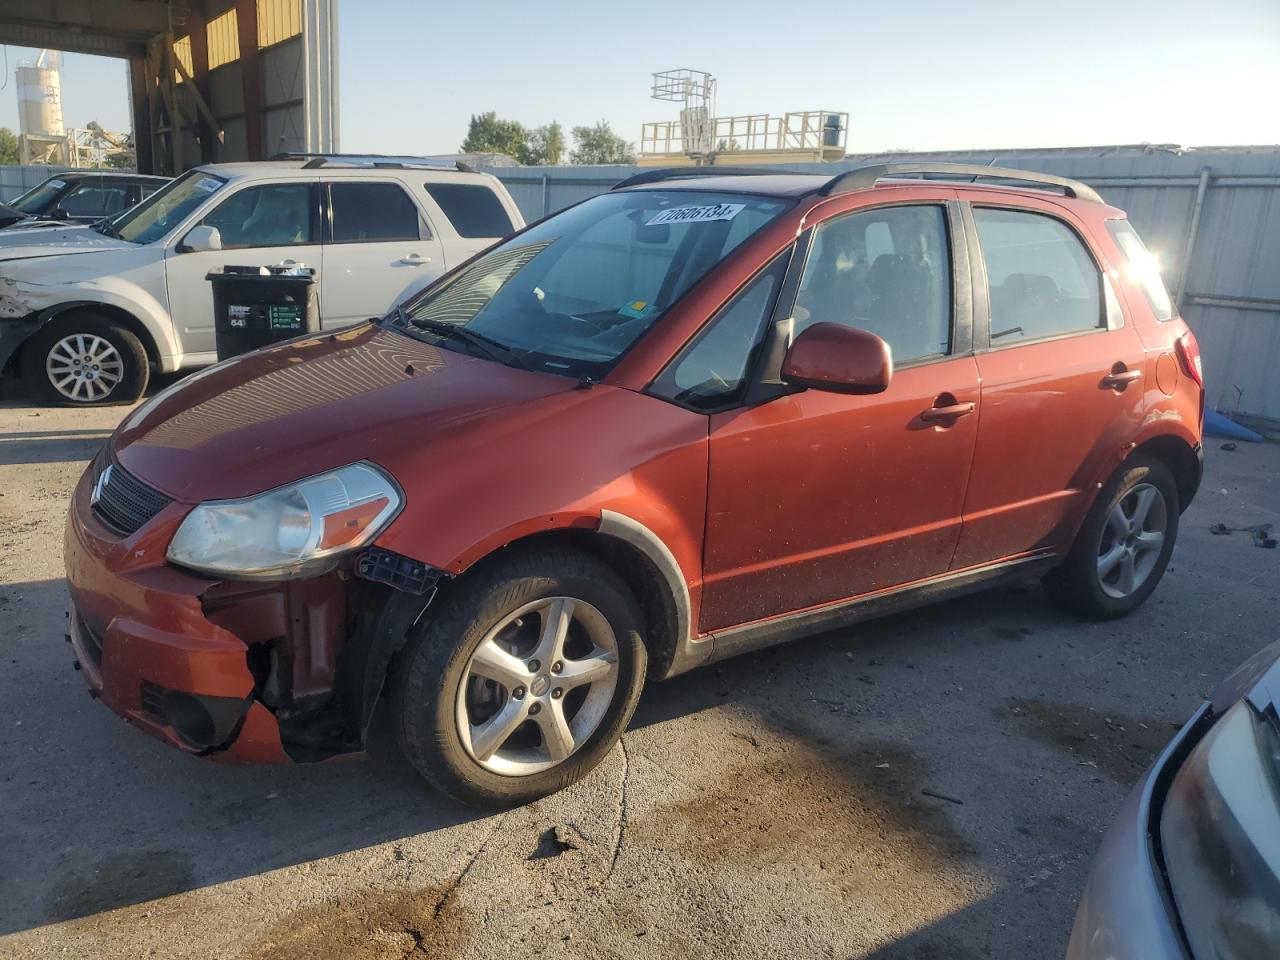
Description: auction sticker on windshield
xmin=647 ymin=203 xmax=745 ymax=226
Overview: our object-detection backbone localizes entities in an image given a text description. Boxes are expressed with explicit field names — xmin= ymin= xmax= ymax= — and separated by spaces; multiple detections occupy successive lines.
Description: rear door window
xmin=328 ymin=182 xmax=422 ymax=243
xmin=794 ymin=205 xmax=953 ymax=363
xmin=973 ymin=208 xmax=1103 ymax=344
xmin=424 ymin=183 xmax=514 ymax=238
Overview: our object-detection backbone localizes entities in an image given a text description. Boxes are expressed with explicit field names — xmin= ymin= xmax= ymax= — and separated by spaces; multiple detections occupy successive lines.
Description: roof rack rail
xmin=817 ymin=162 xmax=1103 ymax=204
xmin=269 ymin=152 xmax=478 ymax=173
xmin=612 ymin=166 xmax=798 ymax=190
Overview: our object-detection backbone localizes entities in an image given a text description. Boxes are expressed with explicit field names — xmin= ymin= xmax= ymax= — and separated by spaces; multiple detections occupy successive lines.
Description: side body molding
xmin=597 ymin=509 xmax=710 ymax=678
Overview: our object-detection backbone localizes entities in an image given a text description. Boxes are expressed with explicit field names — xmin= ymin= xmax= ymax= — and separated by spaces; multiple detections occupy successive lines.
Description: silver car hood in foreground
xmin=1067 ymin=640 xmax=1280 ymax=959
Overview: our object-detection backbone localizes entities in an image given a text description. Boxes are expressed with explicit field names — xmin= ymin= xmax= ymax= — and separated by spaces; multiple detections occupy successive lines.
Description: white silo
xmin=16 ymin=51 xmax=64 ymax=140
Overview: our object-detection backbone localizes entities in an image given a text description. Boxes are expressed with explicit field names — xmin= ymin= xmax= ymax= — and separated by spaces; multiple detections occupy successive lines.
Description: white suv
xmin=0 ymin=156 xmax=524 ymax=405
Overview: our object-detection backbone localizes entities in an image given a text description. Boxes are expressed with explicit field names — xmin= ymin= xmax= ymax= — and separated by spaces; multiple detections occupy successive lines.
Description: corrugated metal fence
xmin=482 ymin=147 xmax=1280 ymax=423
xmin=0 ymin=164 xmax=78 ymax=201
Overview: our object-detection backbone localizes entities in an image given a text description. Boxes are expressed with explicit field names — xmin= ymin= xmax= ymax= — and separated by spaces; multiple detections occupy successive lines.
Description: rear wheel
xmin=393 ymin=546 xmax=647 ymax=807
xmin=1044 ymin=454 xmax=1179 ymax=620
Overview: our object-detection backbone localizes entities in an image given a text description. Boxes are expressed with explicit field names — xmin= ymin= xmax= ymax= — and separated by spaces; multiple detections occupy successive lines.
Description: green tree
xmin=460 ymin=112 xmax=530 ymax=163
xmin=0 ymin=127 xmax=20 ymax=165
xmin=570 ymin=121 xmax=634 ymax=165
xmin=104 ymin=150 xmax=136 ymax=169
xmin=525 ymin=121 xmax=566 ymax=166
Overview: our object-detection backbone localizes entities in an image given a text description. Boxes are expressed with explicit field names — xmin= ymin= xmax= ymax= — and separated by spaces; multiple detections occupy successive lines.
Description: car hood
xmin=0 ymin=202 xmax=27 ymax=228
xmin=0 ymin=225 xmax=131 ymax=260
xmin=114 ymin=322 xmax=582 ymax=502
xmin=1212 ymin=639 xmax=1280 ymax=715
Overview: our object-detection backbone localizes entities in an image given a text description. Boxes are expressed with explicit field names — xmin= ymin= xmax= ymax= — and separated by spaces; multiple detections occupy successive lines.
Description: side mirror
xmin=180 ymin=225 xmax=222 ymax=253
xmin=781 ymin=322 xmax=893 ymax=395
xmin=50 ymin=207 xmax=70 ymax=221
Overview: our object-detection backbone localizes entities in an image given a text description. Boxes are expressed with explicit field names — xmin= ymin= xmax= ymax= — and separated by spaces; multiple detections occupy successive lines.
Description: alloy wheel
xmin=1096 ymin=482 xmax=1167 ymax=599
xmin=46 ymin=334 xmax=124 ymax=402
xmin=456 ymin=596 xmax=619 ymax=776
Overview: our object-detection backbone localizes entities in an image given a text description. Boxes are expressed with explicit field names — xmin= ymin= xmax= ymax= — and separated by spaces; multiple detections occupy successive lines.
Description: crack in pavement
xmin=433 ymin=814 xmax=506 ymax=922
xmin=607 ymin=736 xmax=631 ymax=880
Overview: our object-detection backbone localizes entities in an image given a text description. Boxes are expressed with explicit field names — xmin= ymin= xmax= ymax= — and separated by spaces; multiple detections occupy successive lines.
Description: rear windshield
xmin=1107 ymin=219 xmax=1174 ymax=321
xmin=111 ymin=170 xmax=227 ymax=244
xmin=399 ymin=189 xmax=792 ymax=379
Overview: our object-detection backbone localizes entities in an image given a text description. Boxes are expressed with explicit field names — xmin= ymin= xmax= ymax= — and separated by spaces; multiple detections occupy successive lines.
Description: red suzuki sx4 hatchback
xmin=65 ymin=164 xmax=1204 ymax=806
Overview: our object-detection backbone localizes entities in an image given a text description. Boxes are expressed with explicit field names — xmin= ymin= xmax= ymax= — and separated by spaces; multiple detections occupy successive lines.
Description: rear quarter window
xmin=424 ymin=182 xmax=515 ymax=238
xmin=1106 ymin=219 xmax=1174 ymax=321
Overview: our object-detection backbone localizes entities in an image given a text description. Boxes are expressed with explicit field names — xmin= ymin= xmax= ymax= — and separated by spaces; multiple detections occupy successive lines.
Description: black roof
xmin=620 ymin=173 xmax=829 ymax=198
xmin=41 ymin=171 xmax=168 ymax=184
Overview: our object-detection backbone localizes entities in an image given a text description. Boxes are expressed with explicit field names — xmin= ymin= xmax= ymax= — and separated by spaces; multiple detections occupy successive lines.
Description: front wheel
xmin=392 ymin=546 xmax=647 ymax=807
xmin=20 ymin=314 xmax=149 ymax=406
xmin=1043 ymin=454 xmax=1179 ymax=620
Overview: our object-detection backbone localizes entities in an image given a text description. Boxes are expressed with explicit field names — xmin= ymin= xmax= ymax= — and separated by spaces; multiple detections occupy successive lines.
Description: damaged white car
xmin=0 ymin=157 xmax=523 ymax=405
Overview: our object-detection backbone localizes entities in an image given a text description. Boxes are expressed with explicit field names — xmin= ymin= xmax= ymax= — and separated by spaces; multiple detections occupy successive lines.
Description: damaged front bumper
xmin=64 ymin=461 xmax=439 ymax=764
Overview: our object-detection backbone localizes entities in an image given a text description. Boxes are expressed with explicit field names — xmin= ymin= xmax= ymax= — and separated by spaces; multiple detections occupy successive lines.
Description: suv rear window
xmin=973 ymin=208 xmax=1103 ymax=345
xmin=424 ymin=183 xmax=514 ymax=238
xmin=1107 ymin=219 xmax=1174 ymax=321
xmin=329 ymin=183 xmax=421 ymax=243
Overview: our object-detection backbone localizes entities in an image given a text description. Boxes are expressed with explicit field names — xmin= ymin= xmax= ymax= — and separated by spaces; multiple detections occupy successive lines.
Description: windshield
xmin=399 ymin=189 xmax=792 ymax=379
xmin=10 ymin=178 xmax=69 ymax=215
xmin=111 ymin=170 xmax=226 ymax=244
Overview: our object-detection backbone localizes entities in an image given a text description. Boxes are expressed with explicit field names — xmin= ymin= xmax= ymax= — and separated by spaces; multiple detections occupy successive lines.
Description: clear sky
xmin=2 ymin=0 xmax=1278 ymax=155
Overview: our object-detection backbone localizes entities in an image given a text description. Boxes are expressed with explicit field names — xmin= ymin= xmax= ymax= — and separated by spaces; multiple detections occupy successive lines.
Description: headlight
xmin=1159 ymin=700 xmax=1280 ymax=959
xmin=166 ymin=462 xmax=402 ymax=579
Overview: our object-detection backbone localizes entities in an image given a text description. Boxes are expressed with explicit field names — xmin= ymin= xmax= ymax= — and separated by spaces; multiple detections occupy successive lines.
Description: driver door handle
xmin=400 ymin=253 xmax=431 ymax=266
xmin=920 ymin=401 xmax=976 ymax=423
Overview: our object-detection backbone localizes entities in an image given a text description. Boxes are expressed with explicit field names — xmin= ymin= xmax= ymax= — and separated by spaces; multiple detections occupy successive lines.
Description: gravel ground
xmin=0 ymin=397 xmax=1276 ymax=960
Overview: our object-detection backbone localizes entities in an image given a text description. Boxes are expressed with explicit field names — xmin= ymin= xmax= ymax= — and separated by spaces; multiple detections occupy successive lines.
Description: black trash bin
xmin=207 ymin=263 xmax=319 ymax=360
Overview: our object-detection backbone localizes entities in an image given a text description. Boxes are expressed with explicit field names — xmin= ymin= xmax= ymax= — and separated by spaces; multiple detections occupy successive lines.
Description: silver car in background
xmin=1069 ymin=641 xmax=1280 ymax=958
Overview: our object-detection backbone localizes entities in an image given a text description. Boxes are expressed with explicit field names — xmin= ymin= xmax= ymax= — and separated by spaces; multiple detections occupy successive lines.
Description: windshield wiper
xmin=93 ymin=219 xmax=120 ymax=238
xmin=401 ymin=310 xmax=524 ymax=366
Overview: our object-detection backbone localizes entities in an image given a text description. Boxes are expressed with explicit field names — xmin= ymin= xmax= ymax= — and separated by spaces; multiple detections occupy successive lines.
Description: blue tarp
xmin=1205 ymin=410 xmax=1264 ymax=443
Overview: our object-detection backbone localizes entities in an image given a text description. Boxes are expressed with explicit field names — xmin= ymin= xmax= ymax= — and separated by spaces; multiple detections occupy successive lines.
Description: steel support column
xmin=302 ymin=0 xmax=340 ymax=153
xmin=235 ymin=0 xmax=264 ymax=160
xmin=128 ymin=55 xmax=155 ymax=174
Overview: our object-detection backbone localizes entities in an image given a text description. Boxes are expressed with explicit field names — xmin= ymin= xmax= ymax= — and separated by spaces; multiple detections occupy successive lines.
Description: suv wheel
xmin=21 ymin=314 xmax=149 ymax=406
xmin=1044 ymin=454 xmax=1179 ymax=620
xmin=393 ymin=546 xmax=647 ymax=807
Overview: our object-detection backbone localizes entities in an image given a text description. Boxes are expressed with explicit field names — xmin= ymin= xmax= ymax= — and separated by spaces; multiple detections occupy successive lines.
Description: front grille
xmin=92 ymin=457 xmax=173 ymax=535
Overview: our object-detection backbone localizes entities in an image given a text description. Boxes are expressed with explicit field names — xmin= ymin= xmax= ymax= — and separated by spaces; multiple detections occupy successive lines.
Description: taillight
xmin=1176 ymin=331 xmax=1204 ymax=388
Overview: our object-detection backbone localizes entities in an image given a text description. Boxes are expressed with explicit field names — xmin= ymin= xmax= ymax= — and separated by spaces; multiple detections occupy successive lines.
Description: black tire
xmin=20 ymin=313 xmax=149 ymax=406
xmin=1043 ymin=454 xmax=1180 ymax=620
xmin=392 ymin=545 xmax=647 ymax=808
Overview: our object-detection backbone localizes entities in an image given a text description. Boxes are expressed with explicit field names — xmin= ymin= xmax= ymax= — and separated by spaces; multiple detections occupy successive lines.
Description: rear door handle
xmin=1101 ymin=369 xmax=1142 ymax=389
xmin=399 ymin=253 xmax=431 ymax=266
xmin=920 ymin=402 xmax=976 ymax=423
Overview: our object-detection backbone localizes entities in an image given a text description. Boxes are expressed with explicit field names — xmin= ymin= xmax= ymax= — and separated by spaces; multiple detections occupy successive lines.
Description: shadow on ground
xmin=0 ymin=568 xmax=1163 ymax=955
xmin=0 ymin=430 xmax=111 ymax=467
